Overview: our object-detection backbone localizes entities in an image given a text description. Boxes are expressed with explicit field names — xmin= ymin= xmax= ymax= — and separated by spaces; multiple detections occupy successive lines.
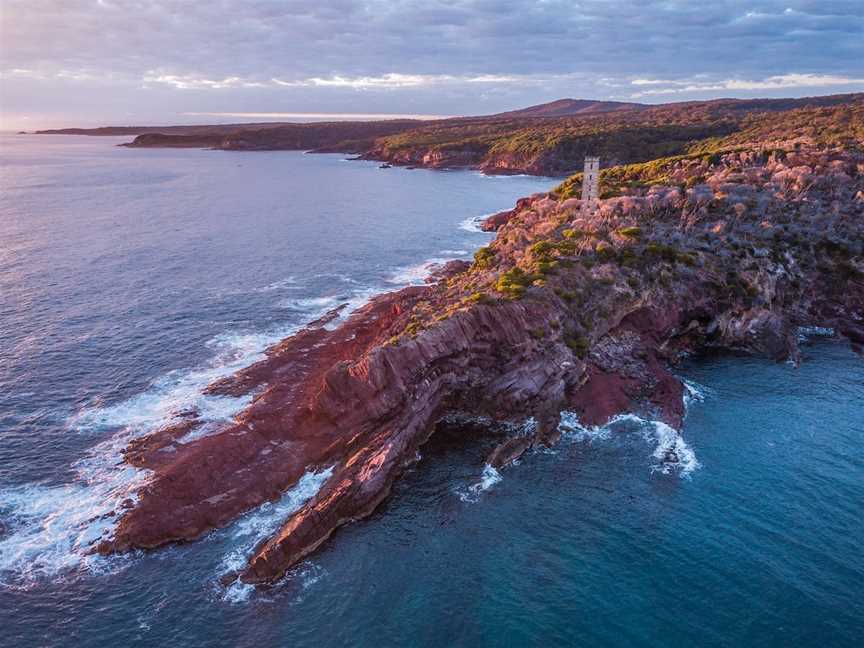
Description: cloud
xmin=629 ymin=73 xmax=864 ymax=97
xmin=144 ymin=70 xmax=580 ymax=92
xmin=142 ymin=72 xmax=268 ymax=90
xmin=291 ymin=73 xmax=521 ymax=89
xmin=1 ymin=0 xmax=862 ymax=127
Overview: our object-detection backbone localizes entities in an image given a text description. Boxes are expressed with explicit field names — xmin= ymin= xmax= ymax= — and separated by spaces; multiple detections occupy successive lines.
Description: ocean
xmin=0 ymin=134 xmax=862 ymax=647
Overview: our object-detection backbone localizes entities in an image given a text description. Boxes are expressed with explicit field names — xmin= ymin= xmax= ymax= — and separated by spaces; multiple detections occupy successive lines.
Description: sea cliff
xmin=98 ymin=126 xmax=864 ymax=587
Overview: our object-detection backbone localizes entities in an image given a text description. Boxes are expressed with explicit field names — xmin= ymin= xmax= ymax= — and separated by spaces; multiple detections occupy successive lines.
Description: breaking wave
xmin=313 ymin=272 xmax=359 ymax=284
xmin=0 ymin=457 xmax=147 ymax=586
xmin=387 ymin=257 xmax=458 ymax=286
xmin=458 ymin=213 xmax=498 ymax=233
xmin=277 ymin=295 xmax=342 ymax=312
xmin=218 ymin=467 xmax=333 ymax=604
xmin=73 ymin=325 xmax=302 ymax=437
xmin=456 ymin=464 xmax=503 ymax=503
xmin=0 ymin=285 xmax=381 ymax=588
xmin=681 ymin=377 xmax=712 ymax=412
xmin=798 ymin=325 xmax=835 ymax=341
xmin=557 ymin=412 xmax=701 ymax=477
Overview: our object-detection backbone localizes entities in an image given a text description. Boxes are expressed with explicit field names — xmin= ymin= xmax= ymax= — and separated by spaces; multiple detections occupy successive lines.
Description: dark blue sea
xmin=1 ymin=135 xmax=862 ymax=647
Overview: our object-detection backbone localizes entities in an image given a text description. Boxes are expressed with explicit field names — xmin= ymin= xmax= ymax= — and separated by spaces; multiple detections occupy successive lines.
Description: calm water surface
xmin=0 ymin=135 xmax=862 ymax=647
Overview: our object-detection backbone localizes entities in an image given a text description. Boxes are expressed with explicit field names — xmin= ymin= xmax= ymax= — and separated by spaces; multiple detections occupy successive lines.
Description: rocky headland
xmin=39 ymin=94 xmax=863 ymax=177
xmin=96 ymin=100 xmax=864 ymax=588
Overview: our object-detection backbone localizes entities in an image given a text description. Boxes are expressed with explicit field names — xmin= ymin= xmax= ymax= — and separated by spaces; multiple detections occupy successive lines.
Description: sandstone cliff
xmin=99 ymin=136 xmax=863 ymax=588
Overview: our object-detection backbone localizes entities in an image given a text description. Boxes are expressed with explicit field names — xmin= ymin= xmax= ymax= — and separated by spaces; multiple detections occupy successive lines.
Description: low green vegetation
xmin=617 ymin=226 xmax=642 ymax=239
xmin=473 ymin=246 xmax=496 ymax=269
xmin=496 ymin=267 xmax=540 ymax=298
xmin=466 ymin=291 xmax=492 ymax=304
xmin=565 ymin=335 xmax=590 ymax=358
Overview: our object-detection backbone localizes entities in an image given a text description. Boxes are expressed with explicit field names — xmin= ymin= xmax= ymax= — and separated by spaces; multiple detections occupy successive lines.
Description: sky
xmin=1 ymin=0 xmax=863 ymax=130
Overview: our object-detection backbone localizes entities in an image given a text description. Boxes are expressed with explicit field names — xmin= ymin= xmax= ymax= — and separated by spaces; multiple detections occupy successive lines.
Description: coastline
xmin=96 ymin=139 xmax=864 ymax=587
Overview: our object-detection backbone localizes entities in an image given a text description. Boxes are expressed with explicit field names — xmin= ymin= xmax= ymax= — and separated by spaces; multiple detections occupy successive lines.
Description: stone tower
xmin=581 ymin=156 xmax=600 ymax=217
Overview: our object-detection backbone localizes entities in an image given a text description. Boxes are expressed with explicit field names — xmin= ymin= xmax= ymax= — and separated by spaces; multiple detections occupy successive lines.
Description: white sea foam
xmin=680 ymin=377 xmax=712 ymax=413
xmin=476 ymin=172 xmax=533 ymax=179
xmin=77 ymin=281 xmax=378 ymax=444
xmin=0 ymin=459 xmax=148 ymax=586
xmin=317 ymin=286 xmax=386 ymax=331
xmin=458 ymin=214 xmax=489 ymax=233
xmin=276 ymin=295 xmax=341 ymax=312
xmin=557 ymin=412 xmax=700 ymax=477
xmin=218 ymin=467 xmax=333 ymax=603
xmin=292 ymin=562 xmax=326 ymax=601
xmin=798 ymin=325 xmax=835 ymax=341
xmin=0 ymin=316 xmax=319 ymax=586
xmin=457 ymin=464 xmax=502 ymax=503
xmin=645 ymin=420 xmax=700 ymax=476
xmin=558 ymin=411 xmax=613 ymax=443
xmin=387 ymin=257 xmax=458 ymax=286
xmin=254 ymin=277 xmax=300 ymax=293
xmin=218 ymin=277 xmax=301 ymax=296
xmin=72 ymin=323 xmax=300 ymax=436
xmin=514 ymin=416 xmax=537 ymax=436
xmin=313 ymin=272 xmax=359 ymax=284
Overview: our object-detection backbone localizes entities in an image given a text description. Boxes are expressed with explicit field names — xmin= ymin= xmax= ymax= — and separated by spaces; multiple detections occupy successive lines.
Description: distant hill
xmin=364 ymin=93 xmax=864 ymax=175
xmin=491 ymin=98 xmax=646 ymax=118
xmin=34 ymin=122 xmax=324 ymax=137
xmin=34 ymin=93 xmax=864 ymax=176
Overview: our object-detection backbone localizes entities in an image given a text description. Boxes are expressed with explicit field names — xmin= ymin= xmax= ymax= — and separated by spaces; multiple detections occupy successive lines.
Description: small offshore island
xmin=41 ymin=94 xmax=860 ymax=587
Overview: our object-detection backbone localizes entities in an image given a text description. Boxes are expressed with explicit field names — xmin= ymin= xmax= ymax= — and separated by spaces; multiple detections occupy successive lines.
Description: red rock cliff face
xmin=102 ymin=144 xmax=864 ymax=586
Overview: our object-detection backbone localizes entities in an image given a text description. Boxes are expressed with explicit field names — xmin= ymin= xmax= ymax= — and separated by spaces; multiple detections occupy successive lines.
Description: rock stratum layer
xmin=99 ymin=112 xmax=864 ymax=587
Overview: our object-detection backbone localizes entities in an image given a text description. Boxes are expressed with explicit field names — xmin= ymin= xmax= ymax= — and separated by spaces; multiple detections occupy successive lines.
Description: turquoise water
xmin=1 ymin=136 xmax=862 ymax=647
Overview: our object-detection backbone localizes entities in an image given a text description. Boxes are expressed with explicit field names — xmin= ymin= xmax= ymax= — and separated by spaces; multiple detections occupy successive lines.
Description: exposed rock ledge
xmin=99 ymin=144 xmax=863 ymax=586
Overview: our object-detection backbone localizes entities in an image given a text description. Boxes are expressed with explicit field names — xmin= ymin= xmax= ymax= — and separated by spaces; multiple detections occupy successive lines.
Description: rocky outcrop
xmin=100 ymin=142 xmax=863 ymax=588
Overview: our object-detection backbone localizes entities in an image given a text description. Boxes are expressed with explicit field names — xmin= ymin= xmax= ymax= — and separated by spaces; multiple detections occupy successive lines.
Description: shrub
xmin=617 ymin=226 xmax=642 ymax=239
xmin=565 ymin=336 xmax=590 ymax=358
xmin=562 ymin=228 xmax=587 ymax=240
xmin=473 ymin=246 xmax=495 ymax=269
xmin=496 ymin=267 xmax=538 ymax=298
xmin=595 ymin=241 xmax=616 ymax=262
xmin=554 ymin=240 xmax=578 ymax=255
xmin=529 ymin=240 xmax=555 ymax=258
xmin=536 ymin=260 xmax=558 ymax=274
xmin=466 ymin=291 xmax=491 ymax=304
